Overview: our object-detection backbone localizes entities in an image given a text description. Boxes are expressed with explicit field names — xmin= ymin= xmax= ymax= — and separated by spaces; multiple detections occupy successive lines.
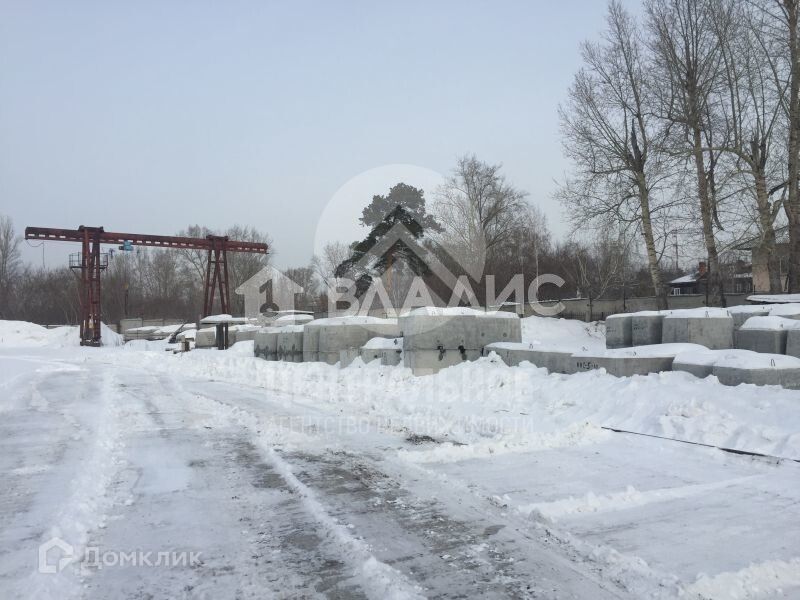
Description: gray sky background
xmin=1 ymin=0 xmax=640 ymax=270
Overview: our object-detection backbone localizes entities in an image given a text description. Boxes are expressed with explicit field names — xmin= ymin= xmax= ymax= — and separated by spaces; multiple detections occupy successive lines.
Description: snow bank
xmin=0 ymin=320 xmax=122 ymax=347
xmin=521 ymin=316 xmax=605 ymax=351
xmin=740 ymin=316 xmax=800 ymax=330
xmin=748 ymin=294 xmax=800 ymax=304
xmin=112 ymin=346 xmax=800 ymax=460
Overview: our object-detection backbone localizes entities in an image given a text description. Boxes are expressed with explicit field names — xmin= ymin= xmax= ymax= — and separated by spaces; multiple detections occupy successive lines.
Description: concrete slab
xmin=674 ymin=348 xmax=800 ymax=389
xmin=605 ymin=314 xmax=632 ymax=349
xmin=570 ymin=344 xmax=705 ymax=377
xmin=482 ymin=342 xmax=575 ymax=374
xmin=662 ymin=309 xmax=734 ymax=349
xmin=254 ymin=328 xmax=280 ymax=360
xmin=403 ymin=348 xmax=482 ymax=376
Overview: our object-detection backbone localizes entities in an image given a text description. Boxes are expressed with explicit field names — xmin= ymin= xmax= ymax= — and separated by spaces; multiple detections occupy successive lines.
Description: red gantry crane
xmin=25 ymin=225 xmax=269 ymax=346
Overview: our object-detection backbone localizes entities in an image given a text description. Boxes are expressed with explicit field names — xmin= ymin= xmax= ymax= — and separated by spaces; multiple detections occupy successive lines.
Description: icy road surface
xmin=1 ymin=343 xmax=799 ymax=599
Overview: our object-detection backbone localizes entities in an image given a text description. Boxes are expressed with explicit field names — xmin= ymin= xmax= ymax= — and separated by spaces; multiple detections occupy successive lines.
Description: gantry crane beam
xmin=25 ymin=225 xmax=268 ymax=346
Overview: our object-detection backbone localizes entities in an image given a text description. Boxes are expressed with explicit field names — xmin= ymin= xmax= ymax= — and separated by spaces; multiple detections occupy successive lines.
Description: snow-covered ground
xmin=0 ymin=316 xmax=798 ymax=599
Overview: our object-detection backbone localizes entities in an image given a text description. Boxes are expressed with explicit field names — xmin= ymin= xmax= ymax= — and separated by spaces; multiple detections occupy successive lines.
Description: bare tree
xmin=434 ymin=155 xmax=528 ymax=278
xmin=647 ymin=0 xmax=735 ymax=306
xmin=312 ymin=241 xmax=352 ymax=291
xmin=0 ymin=215 xmax=21 ymax=318
xmin=711 ymin=0 xmax=786 ymax=292
xmin=559 ymin=1 xmax=670 ymax=308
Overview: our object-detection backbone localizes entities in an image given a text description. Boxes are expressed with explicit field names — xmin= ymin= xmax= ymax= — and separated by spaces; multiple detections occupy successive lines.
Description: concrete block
xmin=360 ymin=338 xmax=403 ymax=366
xmin=301 ymin=321 xmax=324 ymax=363
xmin=631 ymin=312 xmax=668 ymax=346
xmin=399 ymin=309 xmax=521 ymax=351
xmin=254 ymin=328 xmax=280 ymax=360
xmin=572 ymin=343 xmax=707 ymax=378
xmin=230 ymin=326 xmax=259 ymax=345
xmin=403 ymin=348 xmax=482 ymax=376
xmin=788 ymin=330 xmax=800 ymax=359
xmin=317 ymin=320 xmax=400 ymax=365
xmin=572 ymin=353 xmax=672 ymax=377
xmin=713 ymin=364 xmax=800 ymax=390
xmin=195 ymin=327 xmax=216 ymax=349
xmin=277 ymin=327 xmax=304 ymax=362
xmin=339 ymin=348 xmax=361 ymax=367
xmin=735 ymin=328 xmax=788 ymax=355
xmin=674 ymin=348 xmax=800 ymax=389
xmin=662 ymin=310 xmax=734 ymax=350
xmin=605 ymin=314 xmax=632 ymax=348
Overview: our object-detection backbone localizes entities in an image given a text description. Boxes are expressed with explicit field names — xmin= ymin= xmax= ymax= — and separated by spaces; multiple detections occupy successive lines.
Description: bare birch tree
xmin=559 ymin=1 xmax=670 ymax=308
xmin=647 ymin=0 xmax=734 ymax=306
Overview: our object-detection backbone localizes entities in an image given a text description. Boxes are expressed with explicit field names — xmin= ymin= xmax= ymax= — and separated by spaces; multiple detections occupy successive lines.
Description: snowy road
xmin=1 ymin=345 xmax=799 ymax=599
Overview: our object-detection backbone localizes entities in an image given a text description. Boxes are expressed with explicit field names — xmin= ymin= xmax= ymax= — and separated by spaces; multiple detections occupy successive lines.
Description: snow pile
xmin=740 ymin=316 xmax=800 ymax=330
xmin=363 ymin=337 xmax=402 ymax=349
xmin=0 ymin=320 xmax=122 ymax=347
xmin=521 ymin=316 xmax=605 ymax=351
xmin=748 ymin=294 xmax=800 ymax=304
xmin=274 ymin=314 xmax=314 ymax=325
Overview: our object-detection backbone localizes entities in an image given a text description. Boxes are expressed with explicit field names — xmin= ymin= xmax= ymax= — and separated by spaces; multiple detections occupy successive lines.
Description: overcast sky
xmin=0 ymin=0 xmax=640 ymax=270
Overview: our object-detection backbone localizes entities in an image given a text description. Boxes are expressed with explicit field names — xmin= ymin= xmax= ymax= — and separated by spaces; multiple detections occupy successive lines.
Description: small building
xmin=669 ymin=262 xmax=708 ymax=295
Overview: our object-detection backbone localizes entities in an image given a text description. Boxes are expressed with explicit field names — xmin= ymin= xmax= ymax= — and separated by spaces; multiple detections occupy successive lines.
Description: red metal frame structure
xmin=25 ymin=225 xmax=268 ymax=346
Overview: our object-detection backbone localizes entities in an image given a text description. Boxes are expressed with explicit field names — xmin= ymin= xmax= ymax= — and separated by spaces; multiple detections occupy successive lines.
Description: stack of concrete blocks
xmin=571 ymin=343 xmax=706 ymax=377
xmin=316 ymin=317 xmax=400 ymax=366
xmin=302 ymin=317 xmax=381 ymax=363
xmin=360 ymin=337 xmax=403 ymax=366
xmin=734 ymin=316 xmax=800 ymax=355
xmin=194 ymin=327 xmax=217 ymax=349
xmin=400 ymin=308 xmax=521 ymax=375
xmin=254 ymin=327 xmax=281 ymax=361
xmin=662 ymin=308 xmax=734 ymax=350
xmin=673 ymin=349 xmax=800 ymax=389
xmin=277 ymin=325 xmax=305 ymax=362
xmin=482 ymin=342 xmax=576 ymax=374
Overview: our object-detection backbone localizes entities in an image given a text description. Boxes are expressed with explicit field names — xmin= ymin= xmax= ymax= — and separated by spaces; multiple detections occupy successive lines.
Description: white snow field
xmin=0 ymin=317 xmax=799 ymax=599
